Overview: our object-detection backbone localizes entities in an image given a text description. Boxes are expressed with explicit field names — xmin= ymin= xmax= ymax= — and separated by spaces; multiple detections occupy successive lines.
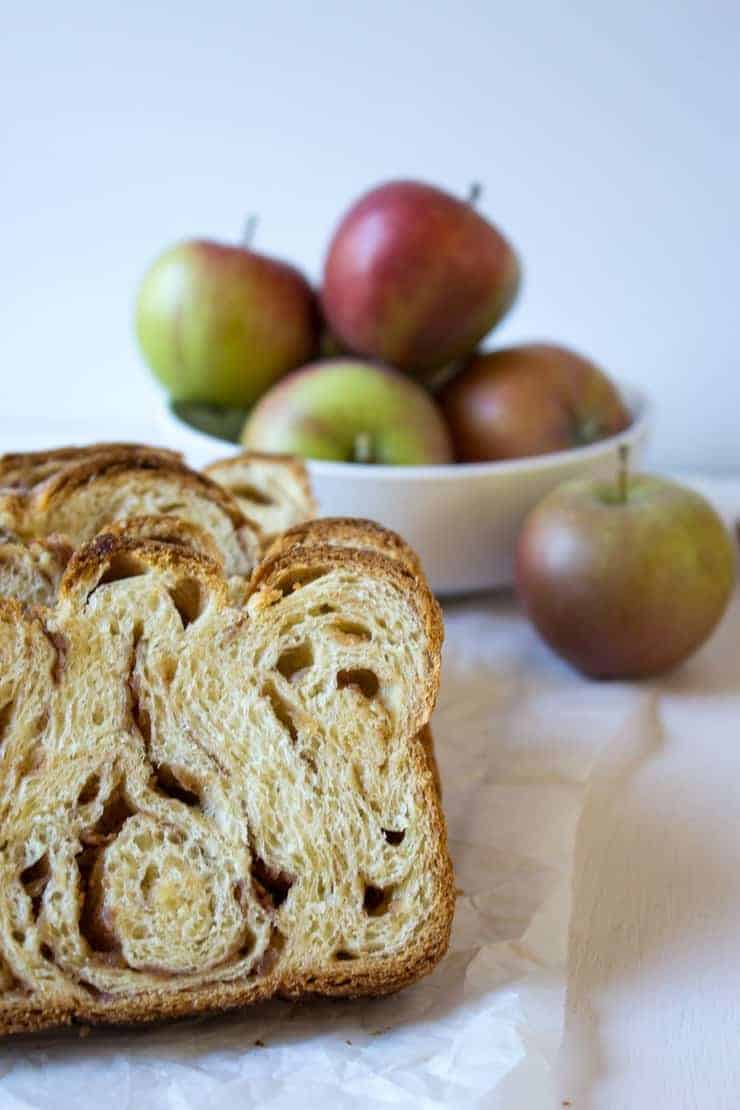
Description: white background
xmin=2 ymin=0 xmax=738 ymax=468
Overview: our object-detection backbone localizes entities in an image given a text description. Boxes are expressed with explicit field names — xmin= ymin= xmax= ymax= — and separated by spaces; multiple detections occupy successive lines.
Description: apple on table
xmin=516 ymin=450 xmax=736 ymax=678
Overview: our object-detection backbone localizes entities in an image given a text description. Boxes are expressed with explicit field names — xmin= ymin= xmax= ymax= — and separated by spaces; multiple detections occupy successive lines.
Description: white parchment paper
xmin=0 ymin=593 xmax=627 ymax=1109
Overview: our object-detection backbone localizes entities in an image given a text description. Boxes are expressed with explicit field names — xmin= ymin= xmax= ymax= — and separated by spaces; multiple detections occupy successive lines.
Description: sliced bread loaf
xmin=0 ymin=528 xmax=452 ymax=1034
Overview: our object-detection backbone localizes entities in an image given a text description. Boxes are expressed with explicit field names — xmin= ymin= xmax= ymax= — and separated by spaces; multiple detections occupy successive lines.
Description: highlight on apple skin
xmin=136 ymin=238 xmax=319 ymax=409
xmin=240 ymin=358 xmax=455 ymax=465
xmin=515 ymin=470 xmax=736 ymax=678
xmin=439 ymin=343 xmax=631 ymax=462
xmin=321 ymin=180 xmax=520 ymax=381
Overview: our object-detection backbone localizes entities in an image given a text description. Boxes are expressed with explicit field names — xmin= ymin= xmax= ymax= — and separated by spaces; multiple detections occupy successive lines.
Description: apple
xmin=439 ymin=343 xmax=631 ymax=462
xmin=240 ymin=358 xmax=454 ymax=464
xmin=135 ymin=236 xmax=319 ymax=408
xmin=321 ymin=181 xmax=519 ymax=380
xmin=516 ymin=456 xmax=736 ymax=677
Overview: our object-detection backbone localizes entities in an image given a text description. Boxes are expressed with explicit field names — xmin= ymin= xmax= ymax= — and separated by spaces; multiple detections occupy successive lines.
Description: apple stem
xmin=468 ymin=182 xmax=483 ymax=207
xmin=617 ymin=444 xmax=630 ymax=503
xmin=242 ymin=214 xmax=258 ymax=248
xmin=353 ymin=433 xmax=374 ymax=464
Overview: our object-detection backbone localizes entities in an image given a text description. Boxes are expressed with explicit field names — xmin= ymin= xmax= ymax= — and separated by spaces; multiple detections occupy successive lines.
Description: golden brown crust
xmin=0 ymin=444 xmax=182 ymax=492
xmin=94 ymin=516 xmax=225 ymax=569
xmin=265 ymin=517 xmax=426 ymax=581
xmin=31 ymin=454 xmax=248 ymax=529
xmin=59 ymin=531 xmax=228 ymax=608
xmin=0 ymin=528 xmax=453 ymax=1036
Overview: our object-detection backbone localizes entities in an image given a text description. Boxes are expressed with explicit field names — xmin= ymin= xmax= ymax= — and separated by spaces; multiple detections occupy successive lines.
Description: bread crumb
xmin=78 ymin=1024 xmax=91 ymax=1038
xmin=254 ymin=1038 xmax=265 ymax=1047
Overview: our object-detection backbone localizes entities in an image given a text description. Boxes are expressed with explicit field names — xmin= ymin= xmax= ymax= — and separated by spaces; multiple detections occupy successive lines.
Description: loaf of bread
xmin=0 ymin=527 xmax=452 ymax=1034
xmin=204 ymin=451 xmax=316 ymax=541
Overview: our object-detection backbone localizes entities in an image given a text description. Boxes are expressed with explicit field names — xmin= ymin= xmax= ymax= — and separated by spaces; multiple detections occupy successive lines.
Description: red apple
xmin=440 ymin=343 xmax=631 ymax=462
xmin=136 ymin=237 xmax=319 ymax=408
xmin=516 ymin=462 xmax=736 ymax=677
xmin=321 ymin=181 xmax=519 ymax=380
xmin=241 ymin=358 xmax=453 ymax=464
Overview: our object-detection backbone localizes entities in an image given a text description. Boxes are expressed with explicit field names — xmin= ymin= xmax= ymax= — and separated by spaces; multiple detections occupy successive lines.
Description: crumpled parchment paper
xmin=0 ymin=592 xmax=627 ymax=1110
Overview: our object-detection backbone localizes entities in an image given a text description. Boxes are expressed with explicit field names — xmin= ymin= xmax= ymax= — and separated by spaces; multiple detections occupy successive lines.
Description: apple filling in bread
xmin=0 ymin=531 xmax=452 ymax=1033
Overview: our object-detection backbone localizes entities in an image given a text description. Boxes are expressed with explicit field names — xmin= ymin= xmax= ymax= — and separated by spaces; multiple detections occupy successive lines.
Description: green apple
xmin=135 ymin=237 xmax=319 ymax=408
xmin=516 ymin=457 xmax=736 ymax=677
xmin=241 ymin=359 xmax=454 ymax=464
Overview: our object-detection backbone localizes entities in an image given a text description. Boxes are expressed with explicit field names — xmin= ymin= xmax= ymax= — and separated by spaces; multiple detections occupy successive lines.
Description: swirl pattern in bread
xmin=0 ymin=528 xmax=451 ymax=1034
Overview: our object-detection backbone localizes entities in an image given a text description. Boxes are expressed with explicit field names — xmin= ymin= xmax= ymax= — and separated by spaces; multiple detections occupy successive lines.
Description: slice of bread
xmin=0 ymin=448 xmax=261 ymax=579
xmin=0 ymin=528 xmax=452 ymax=1034
xmin=260 ymin=519 xmax=441 ymax=794
xmin=0 ymin=444 xmax=182 ymax=493
xmin=0 ymin=529 xmax=73 ymax=610
xmin=204 ymin=452 xmax=316 ymax=542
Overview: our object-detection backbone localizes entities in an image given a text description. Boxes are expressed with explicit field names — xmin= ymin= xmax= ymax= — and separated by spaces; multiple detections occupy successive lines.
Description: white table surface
xmin=1 ymin=416 xmax=738 ymax=1107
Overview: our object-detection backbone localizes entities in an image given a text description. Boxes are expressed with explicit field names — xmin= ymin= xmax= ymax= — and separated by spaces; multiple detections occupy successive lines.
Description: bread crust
xmin=0 ymin=444 xmax=182 ymax=492
xmin=0 ymin=529 xmax=453 ymax=1036
xmin=264 ymin=517 xmax=426 ymax=581
xmin=30 ymin=454 xmax=247 ymax=529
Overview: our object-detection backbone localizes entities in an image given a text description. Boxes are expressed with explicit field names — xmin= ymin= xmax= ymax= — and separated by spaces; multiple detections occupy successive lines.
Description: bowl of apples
xmin=141 ymin=179 xmax=651 ymax=595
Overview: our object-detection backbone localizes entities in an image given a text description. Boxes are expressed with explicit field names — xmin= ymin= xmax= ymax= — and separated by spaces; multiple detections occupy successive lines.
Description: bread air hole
xmin=76 ymin=847 xmax=120 ymax=956
xmin=78 ymin=772 xmax=101 ymax=805
xmin=0 ymin=698 xmax=14 ymax=745
xmin=127 ymin=654 xmax=152 ymax=742
xmin=20 ymin=853 xmax=50 ymax=920
xmin=81 ymin=784 xmax=135 ymax=845
xmin=96 ymin=553 xmax=148 ymax=588
xmin=382 ymin=828 xmax=406 ymax=846
xmin=230 ymin=483 xmax=274 ymax=507
xmin=168 ymin=577 xmax=204 ymax=628
xmin=330 ymin=619 xmax=371 ymax=643
xmin=153 ymin=762 xmax=201 ymax=808
xmin=251 ymin=926 xmax=285 ymax=976
xmin=274 ymin=566 xmax=329 ymax=596
xmin=334 ymin=949 xmax=357 ymax=961
xmin=363 ymin=883 xmax=394 ymax=917
xmin=276 ymin=641 xmax=314 ymax=682
xmin=251 ymin=857 xmax=294 ymax=910
xmin=263 ymin=681 xmax=298 ymax=743
xmin=337 ymin=668 xmax=379 ymax=699
xmin=310 ymin=603 xmax=335 ymax=617
xmin=16 ymin=744 xmax=44 ymax=779
xmin=42 ymin=627 xmax=68 ymax=684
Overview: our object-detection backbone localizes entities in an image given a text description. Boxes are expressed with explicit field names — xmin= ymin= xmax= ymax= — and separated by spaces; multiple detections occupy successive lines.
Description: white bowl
xmin=157 ymin=386 xmax=651 ymax=596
